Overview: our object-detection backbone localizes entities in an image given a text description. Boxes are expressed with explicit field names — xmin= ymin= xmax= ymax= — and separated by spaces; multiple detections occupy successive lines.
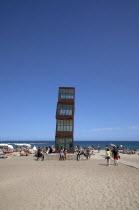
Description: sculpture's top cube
xmin=58 ymin=87 xmax=75 ymax=105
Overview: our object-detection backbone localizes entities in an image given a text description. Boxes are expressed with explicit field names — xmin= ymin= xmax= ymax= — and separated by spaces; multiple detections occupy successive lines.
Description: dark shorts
xmin=37 ymin=153 xmax=42 ymax=157
xmin=106 ymin=156 xmax=111 ymax=159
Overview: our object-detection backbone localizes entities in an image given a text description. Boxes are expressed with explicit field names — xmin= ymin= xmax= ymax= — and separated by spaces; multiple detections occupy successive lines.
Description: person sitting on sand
xmin=105 ymin=148 xmax=111 ymax=166
xmin=49 ymin=147 xmax=53 ymax=154
xmin=20 ymin=150 xmax=25 ymax=156
xmin=91 ymin=150 xmax=95 ymax=155
xmin=37 ymin=147 xmax=44 ymax=161
xmin=0 ymin=150 xmax=7 ymax=159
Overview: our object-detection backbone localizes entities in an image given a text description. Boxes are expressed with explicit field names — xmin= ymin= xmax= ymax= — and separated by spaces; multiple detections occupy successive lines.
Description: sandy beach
xmin=0 ymin=151 xmax=139 ymax=210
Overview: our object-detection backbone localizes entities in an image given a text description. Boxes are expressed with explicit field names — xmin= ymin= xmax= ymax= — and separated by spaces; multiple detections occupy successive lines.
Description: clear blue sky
xmin=0 ymin=0 xmax=139 ymax=141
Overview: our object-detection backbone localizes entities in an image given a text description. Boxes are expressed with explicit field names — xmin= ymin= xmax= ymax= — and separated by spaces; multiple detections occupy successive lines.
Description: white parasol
xmin=0 ymin=144 xmax=13 ymax=149
xmin=7 ymin=145 xmax=14 ymax=149
xmin=110 ymin=144 xmax=116 ymax=148
xmin=33 ymin=146 xmax=37 ymax=151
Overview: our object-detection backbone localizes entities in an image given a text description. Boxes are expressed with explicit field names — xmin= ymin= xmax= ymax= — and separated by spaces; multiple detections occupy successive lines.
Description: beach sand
xmin=0 ymin=151 xmax=139 ymax=210
xmin=119 ymin=153 xmax=139 ymax=163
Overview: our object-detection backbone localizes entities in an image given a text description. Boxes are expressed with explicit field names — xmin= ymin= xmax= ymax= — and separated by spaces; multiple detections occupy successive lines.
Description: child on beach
xmin=59 ymin=149 xmax=64 ymax=160
xmin=105 ymin=148 xmax=111 ymax=166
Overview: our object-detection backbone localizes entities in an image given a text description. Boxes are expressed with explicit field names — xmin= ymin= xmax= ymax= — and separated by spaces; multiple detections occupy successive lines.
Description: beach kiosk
xmin=55 ymin=87 xmax=75 ymax=152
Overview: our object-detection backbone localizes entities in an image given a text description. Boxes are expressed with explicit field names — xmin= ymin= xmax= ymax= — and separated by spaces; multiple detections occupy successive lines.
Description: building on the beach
xmin=55 ymin=87 xmax=75 ymax=152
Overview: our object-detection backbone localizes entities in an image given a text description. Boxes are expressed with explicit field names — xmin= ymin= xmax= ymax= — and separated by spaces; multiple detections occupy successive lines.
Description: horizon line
xmin=1 ymin=140 xmax=139 ymax=142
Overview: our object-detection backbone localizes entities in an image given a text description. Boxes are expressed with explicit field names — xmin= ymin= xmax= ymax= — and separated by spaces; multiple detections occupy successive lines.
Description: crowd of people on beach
xmin=58 ymin=144 xmax=121 ymax=165
xmin=36 ymin=146 xmax=56 ymax=160
xmin=75 ymin=146 xmax=95 ymax=161
xmin=35 ymin=145 xmax=96 ymax=161
xmin=1 ymin=143 xmax=139 ymax=164
xmin=31 ymin=144 xmax=139 ymax=163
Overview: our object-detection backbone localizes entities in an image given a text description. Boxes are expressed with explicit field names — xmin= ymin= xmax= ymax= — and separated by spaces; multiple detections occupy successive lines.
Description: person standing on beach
xmin=86 ymin=147 xmax=91 ymax=159
xmin=59 ymin=149 xmax=64 ymax=160
xmin=97 ymin=145 xmax=101 ymax=153
xmin=37 ymin=147 xmax=41 ymax=160
xmin=64 ymin=149 xmax=67 ymax=160
xmin=112 ymin=146 xmax=119 ymax=166
xmin=77 ymin=149 xmax=81 ymax=161
xmin=105 ymin=145 xmax=108 ymax=151
xmin=105 ymin=148 xmax=111 ymax=166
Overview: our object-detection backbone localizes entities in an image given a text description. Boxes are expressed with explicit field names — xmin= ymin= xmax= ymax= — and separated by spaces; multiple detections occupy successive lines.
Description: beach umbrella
xmin=8 ymin=145 xmax=13 ymax=149
xmin=109 ymin=144 xmax=117 ymax=150
xmin=0 ymin=149 xmax=3 ymax=154
xmin=110 ymin=144 xmax=116 ymax=147
xmin=33 ymin=146 xmax=37 ymax=151
xmin=24 ymin=144 xmax=31 ymax=148
xmin=0 ymin=143 xmax=9 ymax=147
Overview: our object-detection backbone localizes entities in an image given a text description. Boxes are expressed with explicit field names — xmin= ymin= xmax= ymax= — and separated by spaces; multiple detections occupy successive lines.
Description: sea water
xmin=1 ymin=140 xmax=139 ymax=150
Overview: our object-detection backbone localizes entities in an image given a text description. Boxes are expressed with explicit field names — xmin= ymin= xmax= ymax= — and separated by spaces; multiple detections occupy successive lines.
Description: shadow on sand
xmin=99 ymin=163 xmax=115 ymax=166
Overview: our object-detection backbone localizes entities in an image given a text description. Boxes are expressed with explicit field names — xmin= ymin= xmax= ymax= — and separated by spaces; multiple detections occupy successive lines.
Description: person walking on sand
xmin=105 ymin=148 xmax=111 ymax=166
xmin=112 ymin=146 xmax=119 ymax=166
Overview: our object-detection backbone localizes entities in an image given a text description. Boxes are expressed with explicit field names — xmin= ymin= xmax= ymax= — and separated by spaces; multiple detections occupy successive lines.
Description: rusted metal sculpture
xmin=55 ymin=87 xmax=75 ymax=152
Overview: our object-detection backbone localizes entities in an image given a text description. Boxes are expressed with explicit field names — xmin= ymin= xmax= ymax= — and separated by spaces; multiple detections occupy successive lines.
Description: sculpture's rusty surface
xmin=55 ymin=87 xmax=75 ymax=152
